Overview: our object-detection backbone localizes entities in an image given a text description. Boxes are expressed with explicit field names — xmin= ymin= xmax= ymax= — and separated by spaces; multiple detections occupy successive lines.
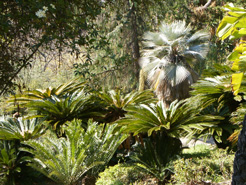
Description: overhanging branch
xmin=0 ymin=42 xmax=43 ymax=96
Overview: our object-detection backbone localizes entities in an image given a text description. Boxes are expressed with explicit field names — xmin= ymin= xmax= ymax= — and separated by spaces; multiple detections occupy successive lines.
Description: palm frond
xmin=141 ymin=20 xmax=210 ymax=104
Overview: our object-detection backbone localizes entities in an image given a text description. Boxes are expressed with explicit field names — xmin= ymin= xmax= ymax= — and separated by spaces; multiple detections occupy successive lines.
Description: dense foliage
xmin=2 ymin=1 xmax=246 ymax=185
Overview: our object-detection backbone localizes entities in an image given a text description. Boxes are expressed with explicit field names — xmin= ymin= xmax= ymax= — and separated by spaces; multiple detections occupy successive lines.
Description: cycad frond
xmin=117 ymin=100 xmax=222 ymax=138
xmin=21 ymin=119 xmax=127 ymax=185
xmin=95 ymin=89 xmax=156 ymax=122
xmin=0 ymin=117 xmax=46 ymax=141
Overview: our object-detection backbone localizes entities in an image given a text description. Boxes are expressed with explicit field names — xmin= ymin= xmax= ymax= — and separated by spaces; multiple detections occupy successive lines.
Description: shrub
xmin=96 ymin=163 xmax=146 ymax=185
xmin=170 ymin=145 xmax=234 ymax=184
xmin=129 ymin=133 xmax=181 ymax=184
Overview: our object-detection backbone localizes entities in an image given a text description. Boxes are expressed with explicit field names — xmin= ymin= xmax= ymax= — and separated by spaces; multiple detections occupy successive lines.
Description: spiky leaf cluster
xmin=94 ymin=89 xmax=156 ymax=122
xmin=9 ymin=79 xmax=86 ymax=105
xmin=130 ymin=133 xmax=182 ymax=183
xmin=21 ymin=119 xmax=127 ymax=185
xmin=117 ymin=100 xmax=222 ymax=138
xmin=8 ymin=80 xmax=100 ymax=134
xmin=0 ymin=118 xmax=46 ymax=141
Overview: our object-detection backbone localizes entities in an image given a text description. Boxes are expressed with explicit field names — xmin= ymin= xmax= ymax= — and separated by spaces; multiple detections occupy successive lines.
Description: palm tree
xmin=140 ymin=20 xmax=210 ymax=106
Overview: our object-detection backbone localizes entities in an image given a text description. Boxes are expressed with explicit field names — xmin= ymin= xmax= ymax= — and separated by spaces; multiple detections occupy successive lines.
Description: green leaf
xmin=232 ymin=72 xmax=244 ymax=95
xmin=228 ymin=50 xmax=240 ymax=61
xmin=217 ymin=23 xmax=234 ymax=40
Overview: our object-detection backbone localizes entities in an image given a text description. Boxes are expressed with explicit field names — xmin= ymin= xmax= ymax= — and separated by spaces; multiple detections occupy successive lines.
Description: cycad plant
xmin=24 ymin=89 xmax=96 ymax=134
xmin=189 ymin=66 xmax=243 ymax=148
xmin=0 ymin=118 xmax=46 ymax=141
xmin=7 ymin=79 xmax=89 ymax=131
xmin=10 ymin=79 xmax=86 ymax=104
xmin=11 ymin=84 xmax=101 ymax=135
xmin=0 ymin=140 xmax=28 ymax=185
xmin=21 ymin=119 xmax=127 ymax=185
xmin=130 ymin=133 xmax=182 ymax=185
xmin=94 ymin=89 xmax=156 ymax=151
xmin=140 ymin=20 xmax=210 ymax=106
xmin=117 ymin=100 xmax=222 ymax=138
xmin=94 ymin=89 xmax=156 ymax=122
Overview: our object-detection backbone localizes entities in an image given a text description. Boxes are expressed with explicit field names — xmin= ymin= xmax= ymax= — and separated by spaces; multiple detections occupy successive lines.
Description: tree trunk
xmin=138 ymin=69 xmax=145 ymax=91
xmin=231 ymin=115 xmax=246 ymax=184
xmin=128 ymin=1 xmax=140 ymax=79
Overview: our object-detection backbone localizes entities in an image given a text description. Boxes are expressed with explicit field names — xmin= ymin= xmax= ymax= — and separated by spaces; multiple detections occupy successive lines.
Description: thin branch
xmin=185 ymin=0 xmax=213 ymax=13
xmin=0 ymin=42 xmax=43 ymax=96
xmin=202 ymin=0 xmax=212 ymax=10
xmin=197 ymin=0 xmax=213 ymax=11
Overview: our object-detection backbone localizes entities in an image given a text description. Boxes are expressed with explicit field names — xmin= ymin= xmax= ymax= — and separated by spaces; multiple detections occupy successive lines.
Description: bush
xmin=170 ymin=145 xmax=234 ymax=184
xmin=96 ymin=163 xmax=147 ymax=185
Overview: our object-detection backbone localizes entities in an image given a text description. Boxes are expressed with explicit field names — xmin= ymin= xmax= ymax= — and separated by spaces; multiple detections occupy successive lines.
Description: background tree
xmin=1 ymin=0 xmax=244 ymax=96
xmin=0 ymin=0 xmax=104 ymax=95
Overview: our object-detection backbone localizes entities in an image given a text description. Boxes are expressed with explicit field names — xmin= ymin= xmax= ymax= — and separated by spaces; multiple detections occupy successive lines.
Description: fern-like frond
xmin=117 ymin=100 xmax=223 ymax=138
xmin=21 ymin=119 xmax=127 ymax=185
xmin=0 ymin=117 xmax=46 ymax=141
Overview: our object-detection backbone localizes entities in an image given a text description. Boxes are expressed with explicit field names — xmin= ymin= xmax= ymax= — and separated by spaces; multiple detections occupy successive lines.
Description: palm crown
xmin=140 ymin=20 xmax=210 ymax=105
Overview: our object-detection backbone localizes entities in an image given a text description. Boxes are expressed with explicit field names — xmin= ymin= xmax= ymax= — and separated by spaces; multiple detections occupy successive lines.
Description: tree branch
xmin=197 ymin=0 xmax=213 ymax=11
xmin=0 ymin=42 xmax=43 ymax=96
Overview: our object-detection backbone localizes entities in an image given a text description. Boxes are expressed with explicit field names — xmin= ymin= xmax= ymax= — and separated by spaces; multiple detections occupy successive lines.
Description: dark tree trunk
xmin=231 ymin=115 xmax=246 ymax=184
xmin=128 ymin=1 xmax=140 ymax=78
